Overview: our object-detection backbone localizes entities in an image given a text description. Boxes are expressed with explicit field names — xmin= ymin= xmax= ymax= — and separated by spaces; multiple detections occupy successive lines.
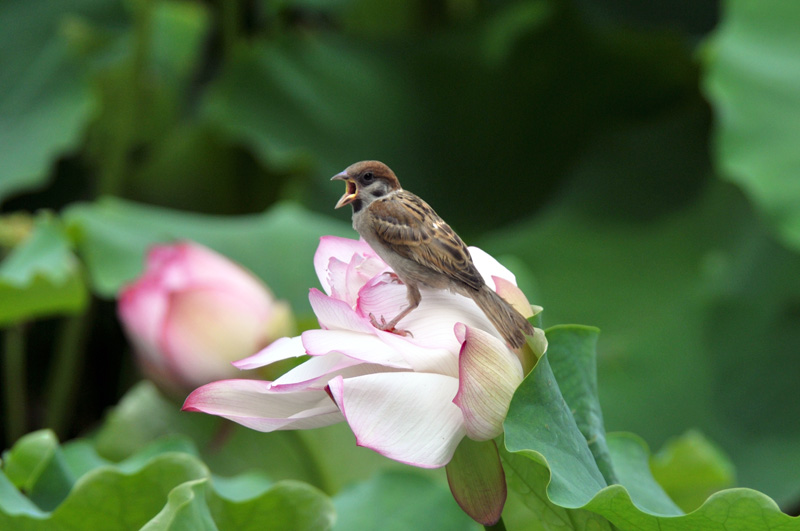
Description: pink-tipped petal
xmin=453 ymin=324 xmax=523 ymax=441
xmin=376 ymin=331 xmax=459 ymax=377
xmin=314 ymin=236 xmax=380 ymax=294
xmin=183 ymin=379 xmax=343 ymax=431
xmin=326 ymin=257 xmax=351 ymax=304
xmin=161 ymin=243 xmax=274 ymax=309
xmin=355 ymin=274 xmax=410 ymax=323
xmin=119 ymin=240 xmax=294 ymax=392
xmin=343 ymin=254 xmax=387 ymax=305
xmin=467 ymin=247 xmax=517 ymax=289
xmin=233 ymin=336 xmax=306 ymax=370
xmin=118 ymin=278 xmax=170 ymax=373
xmin=160 ymin=287 xmax=268 ymax=386
xmin=328 ymin=373 xmax=465 ymax=468
xmin=118 ymin=278 xmax=166 ymax=345
xmin=446 ymin=438 xmax=506 ymax=526
xmin=309 ymin=289 xmax=373 ymax=333
xmin=302 ymin=329 xmax=411 ymax=369
xmin=271 ymin=353 xmax=375 ymax=391
xmin=492 ymin=276 xmax=534 ymax=318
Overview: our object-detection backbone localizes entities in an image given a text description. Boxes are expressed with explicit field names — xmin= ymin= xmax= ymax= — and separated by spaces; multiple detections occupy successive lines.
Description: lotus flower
xmin=183 ymin=236 xmax=544 ymax=469
xmin=118 ymin=242 xmax=293 ymax=392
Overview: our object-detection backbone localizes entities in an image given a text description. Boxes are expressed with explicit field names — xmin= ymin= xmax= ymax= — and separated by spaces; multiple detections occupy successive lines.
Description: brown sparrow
xmin=332 ymin=160 xmax=534 ymax=349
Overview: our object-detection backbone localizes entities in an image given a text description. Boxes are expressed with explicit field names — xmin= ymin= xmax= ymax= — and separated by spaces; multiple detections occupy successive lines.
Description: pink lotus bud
xmin=118 ymin=242 xmax=293 ymax=393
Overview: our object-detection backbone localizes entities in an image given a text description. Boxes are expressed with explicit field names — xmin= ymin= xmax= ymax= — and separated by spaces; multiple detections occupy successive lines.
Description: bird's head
xmin=332 ymin=161 xmax=401 ymax=212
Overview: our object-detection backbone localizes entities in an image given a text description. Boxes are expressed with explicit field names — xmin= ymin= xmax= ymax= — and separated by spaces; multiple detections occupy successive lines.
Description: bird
xmin=332 ymin=160 xmax=534 ymax=349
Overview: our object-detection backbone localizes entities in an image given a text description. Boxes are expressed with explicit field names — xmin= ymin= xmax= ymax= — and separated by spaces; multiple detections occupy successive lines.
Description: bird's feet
xmin=369 ymin=313 xmax=414 ymax=337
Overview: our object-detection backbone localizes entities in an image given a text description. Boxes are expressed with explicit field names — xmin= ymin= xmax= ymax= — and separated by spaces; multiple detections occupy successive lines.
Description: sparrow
xmin=332 ymin=160 xmax=534 ymax=349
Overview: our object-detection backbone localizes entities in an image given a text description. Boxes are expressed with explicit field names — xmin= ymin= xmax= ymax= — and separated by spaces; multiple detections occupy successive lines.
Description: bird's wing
xmin=368 ymin=191 xmax=484 ymax=291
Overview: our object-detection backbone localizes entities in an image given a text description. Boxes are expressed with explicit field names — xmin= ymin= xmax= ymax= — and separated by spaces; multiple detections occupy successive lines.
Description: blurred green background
xmin=2 ymin=0 xmax=799 ymax=516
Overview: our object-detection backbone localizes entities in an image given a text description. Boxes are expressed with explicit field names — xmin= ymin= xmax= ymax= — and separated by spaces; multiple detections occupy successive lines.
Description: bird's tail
xmin=472 ymin=286 xmax=535 ymax=349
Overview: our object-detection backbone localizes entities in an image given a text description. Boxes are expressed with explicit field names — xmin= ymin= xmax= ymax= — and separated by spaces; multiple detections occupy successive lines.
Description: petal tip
xmin=454 ymin=322 xmax=468 ymax=343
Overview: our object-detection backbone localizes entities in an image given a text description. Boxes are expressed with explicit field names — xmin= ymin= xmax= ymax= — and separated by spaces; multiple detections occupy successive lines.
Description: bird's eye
xmin=362 ymin=172 xmax=374 ymax=182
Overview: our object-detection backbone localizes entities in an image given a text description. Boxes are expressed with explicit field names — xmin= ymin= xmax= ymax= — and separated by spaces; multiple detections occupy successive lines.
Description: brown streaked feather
xmin=368 ymin=190 xmax=484 ymax=291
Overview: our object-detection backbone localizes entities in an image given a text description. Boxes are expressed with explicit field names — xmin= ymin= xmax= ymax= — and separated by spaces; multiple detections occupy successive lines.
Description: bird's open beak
xmin=331 ymin=172 xmax=357 ymax=209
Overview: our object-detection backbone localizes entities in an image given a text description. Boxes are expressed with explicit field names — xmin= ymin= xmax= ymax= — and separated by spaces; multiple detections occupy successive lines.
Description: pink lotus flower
xmin=118 ymin=242 xmax=293 ymax=392
xmin=183 ymin=236 xmax=544 ymax=469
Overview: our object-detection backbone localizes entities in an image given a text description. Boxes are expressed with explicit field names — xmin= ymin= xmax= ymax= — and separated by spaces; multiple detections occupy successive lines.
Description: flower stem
xmin=3 ymin=324 xmax=27 ymax=442
xmin=484 ymin=516 xmax=506 ymax=531
xmin=220 ymin=0 xmax=241 ymax=63
xmin=285 ymin=430 xmax=330 ymax=494
xmin=207 ymin=418 xmax=236 ymax=453
xmin=97 ymin=0 xmax=153 ymax=197
xmin=44 ymin=310 xmax=91 ymax=436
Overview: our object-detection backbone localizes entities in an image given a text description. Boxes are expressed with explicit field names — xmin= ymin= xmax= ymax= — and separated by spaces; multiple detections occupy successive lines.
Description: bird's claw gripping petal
xmin=379 ymin=272 xmax=403 ymax=285
xmin=368 ymin=313 xmax=414 ymax=337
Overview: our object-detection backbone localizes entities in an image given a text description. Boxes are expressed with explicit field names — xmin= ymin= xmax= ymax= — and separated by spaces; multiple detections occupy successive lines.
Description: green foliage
xmin=482 ymin=180 xmax=800 ymax=505
xmin=544 ymin=326 xmax=616 ymax=485
xmin=704 ymin=0 xmax=800 ymax=251
xmin=201 ymin=36 xmax=411 ymax=175
xmin=503 ymin=326 xmax=800 ymax=530
xmin=92 ymin=380 xmax=330 ymax=486
xmin=64 ymin=198 xmax=351 ymax=313
xmin=651 ymin=430 xmax=736 ymax=512
xmin=0 ymin=0 xmax=123 ymax=201
xmin=0 ymin=431 xmax=335 ymax=530
xmin=0 ymin=215 xmax=87 ymax=324
xmin=1 ymin=431 xmax=75 ymax=512
xmin=333 ymin=470 xmax=479 ymax=531
xmin=0 ymin=396 xmax=478 ymax=530
xmin=91 ymin=380 xmax=406 ymax=496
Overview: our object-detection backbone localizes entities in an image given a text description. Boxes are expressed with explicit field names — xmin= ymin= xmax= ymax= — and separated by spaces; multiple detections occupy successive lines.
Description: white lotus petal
xmin=398 ymin=289 xmax=503 ymax=349
xmin=314 ymin=236 xmax=377 ymax=294
xmin=273 ymin=359 xmax=405 ymax=391
xmin=356 ymin=274 xmax=409 ymax=324
xmin=356 ymin=278 xmax=502 ymax=351
xmin=468 ymin=246 xmax=517 ymax=289
xmin=345 ymin=255 xmax=386 ymax=306
xmin=233 ymin=336 xmax=306 ymax=370
xmin=493 ymin=276 xmax=533 ymax=318
xmin=183 ymin=379 xmax=343 ymax=431
xmin=309 ymin=289 xmax=373 ymax=333
xmin=327 ymin=257 xmax=351 ymax=303
xmin=328 ymin=372 xmax=465 ymax=468
xmin=376 ymin=332 xmax=458 ymax=377
xmin=302 ymin=329 xmax=411 ymax=369
xmin=453 ymin=324 xmax=523 ymax=441
xmin=270 ymin=352 xmax=360 ymax=390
